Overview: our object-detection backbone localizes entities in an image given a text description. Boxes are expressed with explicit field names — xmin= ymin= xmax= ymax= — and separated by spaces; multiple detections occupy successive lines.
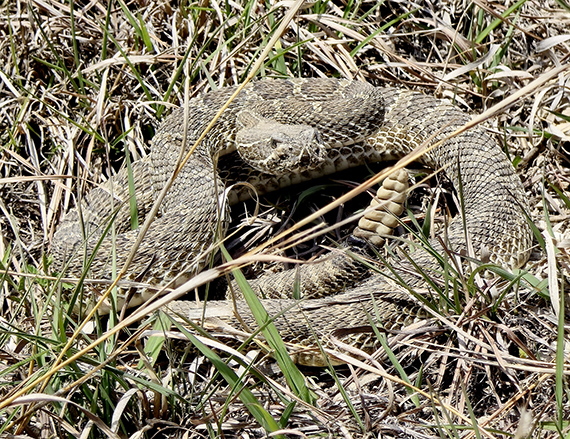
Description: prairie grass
xmin=0 ymin=0 xmax=569 ymax=437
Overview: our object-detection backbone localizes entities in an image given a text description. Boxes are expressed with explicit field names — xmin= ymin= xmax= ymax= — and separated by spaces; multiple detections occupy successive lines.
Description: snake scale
xmin=52 ymin=78 xmax=533 ymax=365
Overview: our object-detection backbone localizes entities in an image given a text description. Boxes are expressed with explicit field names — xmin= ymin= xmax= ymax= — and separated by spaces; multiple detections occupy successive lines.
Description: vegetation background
xmin=0 ymin=0 xmax=569 ymax=437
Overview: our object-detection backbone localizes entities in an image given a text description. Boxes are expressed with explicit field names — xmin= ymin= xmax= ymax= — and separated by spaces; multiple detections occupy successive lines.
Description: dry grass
xmin=0 ymin=0 xmax=569 ymax=438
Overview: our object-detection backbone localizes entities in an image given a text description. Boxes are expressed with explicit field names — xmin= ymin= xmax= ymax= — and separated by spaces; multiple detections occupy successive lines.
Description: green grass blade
xmin=221 ymin=247 xmax=315 ymax=404
xmin=177 ymin=329 xmax=282 ymax=435
xmin=474 ymin=0 xmax=528 ymax=45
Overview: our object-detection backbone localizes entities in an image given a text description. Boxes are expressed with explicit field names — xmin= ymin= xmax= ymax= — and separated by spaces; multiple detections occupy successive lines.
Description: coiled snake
xmin=52 ymin=78 xmax=532 ymax=365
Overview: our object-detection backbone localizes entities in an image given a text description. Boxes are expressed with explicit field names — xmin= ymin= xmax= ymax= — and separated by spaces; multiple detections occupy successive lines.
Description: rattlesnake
xmin=52 ymin=78 xmax=533 ymax=364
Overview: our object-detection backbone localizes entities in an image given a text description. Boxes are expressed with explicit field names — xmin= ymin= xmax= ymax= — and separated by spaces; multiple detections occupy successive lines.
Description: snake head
xmin=235 ymin=113 xmax=327 ymax=175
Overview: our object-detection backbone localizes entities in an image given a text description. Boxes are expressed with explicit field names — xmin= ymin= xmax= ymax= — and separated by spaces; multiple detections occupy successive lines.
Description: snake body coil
xmin=52 ymin=79 xmax=532 ymax=363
